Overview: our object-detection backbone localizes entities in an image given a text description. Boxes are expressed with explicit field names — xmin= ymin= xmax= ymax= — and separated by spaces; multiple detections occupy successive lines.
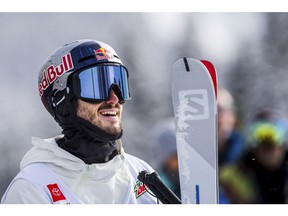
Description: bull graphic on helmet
xmin=94 ymin=48 xmax=114 ymax=61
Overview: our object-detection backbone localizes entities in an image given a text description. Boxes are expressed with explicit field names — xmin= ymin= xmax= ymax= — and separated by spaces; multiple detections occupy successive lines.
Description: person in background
xmin=151 ymin=118 xmax=181 ymax=199
xmin=217 ymin=87 xmax=245 ymax=204
xmin=220 ymin=108 xmax=288 ymax=203
xmin=218 ymin=87 xmax=245 ymax=166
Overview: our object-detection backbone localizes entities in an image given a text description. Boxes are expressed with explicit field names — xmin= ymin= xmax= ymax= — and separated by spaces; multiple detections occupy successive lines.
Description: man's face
xmin=255 ymin=142 xmax=286 ymax=171
xmin=76 ymin=90 xmax=123 ymax=135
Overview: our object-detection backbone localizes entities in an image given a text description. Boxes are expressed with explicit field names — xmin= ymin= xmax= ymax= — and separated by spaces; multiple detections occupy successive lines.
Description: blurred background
xmin=0 ymin=13 xmax=288 ymax=202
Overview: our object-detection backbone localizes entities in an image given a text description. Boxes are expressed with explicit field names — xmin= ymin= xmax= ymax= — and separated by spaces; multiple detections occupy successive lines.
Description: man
xmin=217 ymin=87 xmax=244 ymax=166
xmin=1 ymin=39 xmax=158 ymax=204
xmin=220 ymin=109 xmax=288 ymax=203
xmin=242 ymin=109 xmax=288 ymax=203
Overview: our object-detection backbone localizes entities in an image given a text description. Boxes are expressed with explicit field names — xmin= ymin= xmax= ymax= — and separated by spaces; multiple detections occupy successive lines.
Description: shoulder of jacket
xmin=1 ymin=163 xmax=52 ymax=203
xmin=124 ymin=153 xmax=155 ymax=173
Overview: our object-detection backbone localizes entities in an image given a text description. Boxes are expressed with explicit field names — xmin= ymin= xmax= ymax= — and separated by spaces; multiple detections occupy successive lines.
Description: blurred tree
xmin=227 ymin=13 xmax=288 ymax=124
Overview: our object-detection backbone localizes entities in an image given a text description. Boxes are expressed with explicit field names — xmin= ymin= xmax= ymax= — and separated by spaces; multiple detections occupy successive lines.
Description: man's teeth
xmin=101 ymin=111 xmax=117 ymax=116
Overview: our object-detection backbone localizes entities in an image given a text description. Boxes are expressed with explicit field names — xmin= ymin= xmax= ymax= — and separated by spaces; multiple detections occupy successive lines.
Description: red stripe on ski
xmin=200 ymin=60 xmax=217 ymax=98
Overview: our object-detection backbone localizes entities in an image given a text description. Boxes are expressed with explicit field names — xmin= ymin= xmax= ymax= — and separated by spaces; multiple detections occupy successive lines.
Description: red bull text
xmin=39 ymin=53 xmax=74 ymax=96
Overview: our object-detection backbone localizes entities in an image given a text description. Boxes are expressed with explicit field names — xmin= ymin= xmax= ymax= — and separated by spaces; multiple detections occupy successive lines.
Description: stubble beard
xmin=77 ymin=102 xmax=122 ymax=136
xmin=92 ymin=115 xmax=122 ymax=135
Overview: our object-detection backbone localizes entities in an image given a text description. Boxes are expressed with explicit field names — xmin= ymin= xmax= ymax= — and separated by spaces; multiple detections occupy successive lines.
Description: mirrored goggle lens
xmin=76 ymin=65 xmax=130 ymax=101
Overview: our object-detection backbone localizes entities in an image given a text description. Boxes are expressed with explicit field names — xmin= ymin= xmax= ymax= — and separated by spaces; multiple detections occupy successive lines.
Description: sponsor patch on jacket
xmin=47 ymin=183 xmax=67 ymax=203
xmin=134 ymin=180 xmax=147 ymax=198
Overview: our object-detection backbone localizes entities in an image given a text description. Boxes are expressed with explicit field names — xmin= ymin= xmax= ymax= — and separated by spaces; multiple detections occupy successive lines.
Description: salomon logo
xmin=178 ymin=89 xmax=209 ymax=121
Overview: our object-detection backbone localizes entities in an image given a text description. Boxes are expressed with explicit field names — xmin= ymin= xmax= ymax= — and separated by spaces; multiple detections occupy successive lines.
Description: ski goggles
xmin=249 ymin=121 xmax=286 ymax=147
xmin=73 ymin=64 xmax=131 ymax=103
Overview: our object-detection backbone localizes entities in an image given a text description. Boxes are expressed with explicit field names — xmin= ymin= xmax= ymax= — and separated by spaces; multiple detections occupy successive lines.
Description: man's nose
xmin=106 ymin=90 xmax=119 ymax=105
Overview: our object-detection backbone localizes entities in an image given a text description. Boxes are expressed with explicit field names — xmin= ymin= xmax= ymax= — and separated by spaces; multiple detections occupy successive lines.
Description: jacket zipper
xmin=74 ymin=165 xmax=92 ymax=194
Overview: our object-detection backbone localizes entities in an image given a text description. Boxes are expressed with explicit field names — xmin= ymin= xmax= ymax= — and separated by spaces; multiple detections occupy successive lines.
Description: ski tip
xmin=173 ymin=58 xmax=218 ymax=99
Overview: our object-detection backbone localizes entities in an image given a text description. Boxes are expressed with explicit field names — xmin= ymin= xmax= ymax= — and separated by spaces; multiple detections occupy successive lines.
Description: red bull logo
xmin=94 ymin=48 xmax=113 ymax=61
xmin=39 ymin=53 xmax=74 ymax=97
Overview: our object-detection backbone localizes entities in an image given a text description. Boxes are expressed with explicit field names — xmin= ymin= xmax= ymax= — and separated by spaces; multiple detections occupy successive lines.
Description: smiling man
xmin=1 ymin=40 xmax=158 ymax=204
xmin=77 ymin=91 xmax=122 ymax=135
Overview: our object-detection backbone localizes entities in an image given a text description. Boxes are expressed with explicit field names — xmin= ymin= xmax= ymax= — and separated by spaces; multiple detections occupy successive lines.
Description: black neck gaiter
xmin=55 ymin=97 xmax=122 ymax=164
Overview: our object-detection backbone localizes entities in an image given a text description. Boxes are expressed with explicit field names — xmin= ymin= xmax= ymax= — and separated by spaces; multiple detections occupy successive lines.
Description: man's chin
xmin=102 ymin=127 xmax=122 ymax=136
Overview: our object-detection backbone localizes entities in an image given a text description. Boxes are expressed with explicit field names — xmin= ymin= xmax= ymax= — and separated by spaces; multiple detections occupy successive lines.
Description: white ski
xmin=171 ymin=57 xmax=218 ymax=204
